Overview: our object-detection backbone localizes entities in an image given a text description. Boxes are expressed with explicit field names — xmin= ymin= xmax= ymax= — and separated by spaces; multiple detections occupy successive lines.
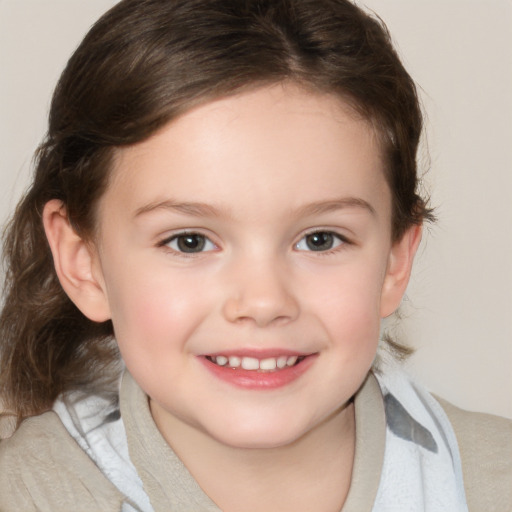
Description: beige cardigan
xmin=0 ymin=373 xmax=511 ymax=511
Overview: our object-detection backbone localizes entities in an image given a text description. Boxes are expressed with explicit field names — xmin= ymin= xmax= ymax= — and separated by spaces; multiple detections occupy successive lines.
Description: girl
xmin=0 ymin=1 xmax=510 ymax=511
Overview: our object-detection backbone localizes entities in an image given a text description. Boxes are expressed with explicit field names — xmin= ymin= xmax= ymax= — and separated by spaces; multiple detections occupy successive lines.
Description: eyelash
xmin=157 ymin=229 xmax=351 ymax=257
xmin=157 ymin=231 xmax=217 ymax=256
xmin=294 ymin=230 xmax=351 ymax=255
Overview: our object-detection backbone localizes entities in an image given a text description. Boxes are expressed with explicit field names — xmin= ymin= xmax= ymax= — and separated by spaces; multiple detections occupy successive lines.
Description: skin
xmin=44 ymin=83 xmax=421 ymax=511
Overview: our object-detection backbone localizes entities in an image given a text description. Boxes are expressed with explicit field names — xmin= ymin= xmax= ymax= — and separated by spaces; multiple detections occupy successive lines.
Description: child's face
xmin=90 ymin=84 xmax=415 ymax=449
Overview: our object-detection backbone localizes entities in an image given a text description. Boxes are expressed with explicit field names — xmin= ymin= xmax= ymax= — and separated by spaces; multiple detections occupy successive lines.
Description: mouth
xmin=200 ymin=352 xmax=316 ymax=389
xmin=199 ymin=348 xmax=317 ymax=389
xmin=204 ymin=354 xmax=307 ymax=372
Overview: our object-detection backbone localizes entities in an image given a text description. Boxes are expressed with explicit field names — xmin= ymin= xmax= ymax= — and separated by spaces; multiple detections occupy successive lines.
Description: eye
xmin=163 ymin=232 xmax=216 ymax=253
xmin=295 ymin=231 xmax=345 ymax=252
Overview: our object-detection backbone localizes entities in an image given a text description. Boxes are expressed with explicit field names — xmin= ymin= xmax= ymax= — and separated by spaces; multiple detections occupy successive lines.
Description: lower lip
xmin=199 ymin=355 xmax=317 ymax=390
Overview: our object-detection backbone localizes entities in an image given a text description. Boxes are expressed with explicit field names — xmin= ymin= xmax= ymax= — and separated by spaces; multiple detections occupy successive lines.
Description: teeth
xmin=276 ymin=356 xmax=288 ymax=369
xmin=216 ymin=355 xmax=228 ymax=366
xmin=241 ymin=357 xmax=260 ymax=370
xmin=260 ymin=358 xmax=277 ymax=371
xmin=211 ymin=355 xmax=304 ymax=371
xmin=228 ymin=356 xmax=241 ymax=368
xmin=286 ymin=355 xmax=298 ymax=366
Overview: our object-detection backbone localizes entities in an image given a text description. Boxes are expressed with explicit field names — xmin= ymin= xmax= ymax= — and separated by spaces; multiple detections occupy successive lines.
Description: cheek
xmin=301 ymin=260 xmax=385 ymax=347
xmin=104 ymin=264 xmax=208 ymax=354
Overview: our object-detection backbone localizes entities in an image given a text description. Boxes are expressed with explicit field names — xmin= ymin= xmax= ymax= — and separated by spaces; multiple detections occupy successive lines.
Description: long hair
xmin=0 ymin=0 xmax=433 ymax=426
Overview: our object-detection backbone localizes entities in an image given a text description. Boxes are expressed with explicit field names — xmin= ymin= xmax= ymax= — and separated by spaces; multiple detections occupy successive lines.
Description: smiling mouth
xmin=204 ymin=354 xmax=307 ymax=372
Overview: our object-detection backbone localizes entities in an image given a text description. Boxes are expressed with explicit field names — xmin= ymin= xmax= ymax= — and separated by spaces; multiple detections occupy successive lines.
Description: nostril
xmin=222 ymin=294 xmax=300 ymax=327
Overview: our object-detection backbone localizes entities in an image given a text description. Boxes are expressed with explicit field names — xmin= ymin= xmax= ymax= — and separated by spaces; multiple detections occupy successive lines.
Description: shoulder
xmin=437 ymin=397 xmax=512 ymax=512
xmin=0 ymin=410 xmax=124 ymax=512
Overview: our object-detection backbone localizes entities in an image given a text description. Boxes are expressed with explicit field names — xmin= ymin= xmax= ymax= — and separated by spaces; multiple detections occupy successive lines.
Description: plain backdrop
xmin=1 ymin=0 xmax=511 ymax=419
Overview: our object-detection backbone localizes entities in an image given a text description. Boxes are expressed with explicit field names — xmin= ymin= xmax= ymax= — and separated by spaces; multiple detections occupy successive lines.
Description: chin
xmin=218 ymin=432 xmax=302 ymax=450
xmin=205 ymin=416 xmax=311 ymax=450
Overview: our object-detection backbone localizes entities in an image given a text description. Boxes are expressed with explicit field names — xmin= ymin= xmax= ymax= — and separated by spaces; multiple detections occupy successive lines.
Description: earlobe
xmin=42 ymin=199 xmax=111 ymax=322
xmin=380 ymin=224 xmax=422 ymax=318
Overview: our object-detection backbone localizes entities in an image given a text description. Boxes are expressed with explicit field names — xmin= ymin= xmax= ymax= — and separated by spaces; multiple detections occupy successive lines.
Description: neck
xmin=150 ymin=400 xmax=356 ymax=512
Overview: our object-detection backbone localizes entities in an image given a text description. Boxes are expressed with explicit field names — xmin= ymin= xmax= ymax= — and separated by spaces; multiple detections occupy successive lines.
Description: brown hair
xmin=0 ymin=0 xmax=433 ymax=426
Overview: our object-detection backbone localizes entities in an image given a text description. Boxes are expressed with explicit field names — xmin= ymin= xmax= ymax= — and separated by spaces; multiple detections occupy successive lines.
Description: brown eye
xmin=295 ymin=231 xmax=344 ymax=252
xmin=177 ymin=234 xmax=205 ymax=252
xmin=164 ymin=233 xmax=215 ymax=253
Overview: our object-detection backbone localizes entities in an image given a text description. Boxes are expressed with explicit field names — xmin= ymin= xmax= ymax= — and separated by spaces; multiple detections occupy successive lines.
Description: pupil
xmin=178 ymin=234 xmax=205 ymax=253
xmin=306 ymin=232 xmax=333 ymax=251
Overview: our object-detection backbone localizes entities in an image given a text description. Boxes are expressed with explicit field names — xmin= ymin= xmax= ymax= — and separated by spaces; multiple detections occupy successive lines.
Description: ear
xmin=380 ymin=224 xmax=422 ymax=318
xmin=42 ymin=199 xmax=111 ymax=322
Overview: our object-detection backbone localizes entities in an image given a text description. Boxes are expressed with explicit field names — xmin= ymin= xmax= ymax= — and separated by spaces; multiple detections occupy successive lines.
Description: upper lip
xmin=200 ymin=349 xmax=314 ymax=358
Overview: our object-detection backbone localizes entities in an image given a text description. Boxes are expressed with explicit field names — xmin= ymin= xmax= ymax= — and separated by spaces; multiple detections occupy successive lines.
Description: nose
xmin=222 ymin=259 xmax=300 ymax=327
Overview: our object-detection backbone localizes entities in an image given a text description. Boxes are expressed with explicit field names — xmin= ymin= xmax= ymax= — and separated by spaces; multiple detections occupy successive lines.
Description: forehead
xmin=103 ymin=84 xmax=389 ymax=223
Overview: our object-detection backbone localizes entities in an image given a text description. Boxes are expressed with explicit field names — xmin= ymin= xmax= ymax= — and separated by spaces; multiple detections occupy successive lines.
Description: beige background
xmin=1 ymin=0 xmax=511 ymax=419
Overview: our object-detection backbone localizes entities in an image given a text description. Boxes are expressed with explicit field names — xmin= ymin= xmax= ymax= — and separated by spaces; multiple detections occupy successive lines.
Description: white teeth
xmin=241 ymin=357 xmax=260 ymax=370
xmin=260 ymin=358 xmax=277 ymax=371
xmin=211 ymin=354 xmax=304 ymax=371
xmin=215 ymin=355 xmax=228 ymax=366
xmin=228 ymin=356 xmax=241 ymax=368
xmin=276 ymin=356 xmax=288 ymax=369
xmin=286 ymin=355 xmax=298 ymax=366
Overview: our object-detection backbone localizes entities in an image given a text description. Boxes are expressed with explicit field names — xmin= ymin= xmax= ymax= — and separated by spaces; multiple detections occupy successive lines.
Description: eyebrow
xmin=134 ymin=197 xmax=376 ymax=219
xmin=134 ymin=200 xmax=224 ymax=219
xmin=295 ymin=197 xmax=376 ymax=217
